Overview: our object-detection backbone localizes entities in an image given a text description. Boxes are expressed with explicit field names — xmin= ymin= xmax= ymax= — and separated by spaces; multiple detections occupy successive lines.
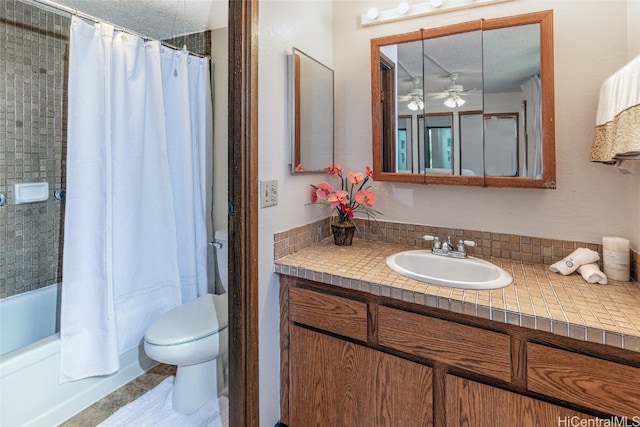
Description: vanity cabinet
xmin=280 ymin=275 xmax=640 ymax=426
xmin=377 ymin=305 xmax=511 ymax=382
xmin=289 ymin=326 xmax=433 ymax=426
xmin=527 ymin=344 xmax=640 ymax=419
xmin=445 ymin=376 xmax=598 ymax=426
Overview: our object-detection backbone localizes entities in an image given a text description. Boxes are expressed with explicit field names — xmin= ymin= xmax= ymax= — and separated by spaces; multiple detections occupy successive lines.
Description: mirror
xmin=288 ymin=48 xmax=334 ymax=173
xmin=371 ymin=10 xmax=555 ymax=188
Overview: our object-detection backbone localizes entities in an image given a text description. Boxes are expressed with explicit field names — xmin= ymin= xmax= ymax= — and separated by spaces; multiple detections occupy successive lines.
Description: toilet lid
xmin=145 ymin=293 xmax=229 ymax=346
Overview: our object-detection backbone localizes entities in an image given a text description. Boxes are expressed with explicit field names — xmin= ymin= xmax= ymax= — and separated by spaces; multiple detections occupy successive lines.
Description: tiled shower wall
xmin=0 ymin=0 xmax=211 ymax=299
xmin=0 ymin=0 xmax=69 ymax=298
xmin=163 ymin=32 xmax=211 ymax=58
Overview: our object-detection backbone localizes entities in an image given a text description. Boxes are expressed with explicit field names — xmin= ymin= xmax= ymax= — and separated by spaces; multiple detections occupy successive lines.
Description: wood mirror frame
xmin=289 ymin=48 xmax=334 ymax=173
xmin=371 ymin=10 xmax=555 ymax=189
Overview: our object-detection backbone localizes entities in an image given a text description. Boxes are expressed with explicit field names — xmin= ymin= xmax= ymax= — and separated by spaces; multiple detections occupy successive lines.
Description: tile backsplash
xmin=274 ymin=217 xmax=638 ymax=282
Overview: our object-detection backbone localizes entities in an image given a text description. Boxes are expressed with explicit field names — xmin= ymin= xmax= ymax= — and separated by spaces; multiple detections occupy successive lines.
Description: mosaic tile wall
xmin=0 ymin=0 xmax=69 ymax=298
xmin=274 ymin=217 xmax=639 ymax=281
xmin=0 ymin=0 xmax=210 ymax=299
xmin=163 ymin=31 xmax=211 ymax=57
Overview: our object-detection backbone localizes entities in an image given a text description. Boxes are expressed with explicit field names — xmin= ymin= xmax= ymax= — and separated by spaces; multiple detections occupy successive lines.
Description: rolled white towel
xmin=549 ymin=247 xmax=600 ymax=275
xmin=577 ymin=263 xmax=608 ymax=285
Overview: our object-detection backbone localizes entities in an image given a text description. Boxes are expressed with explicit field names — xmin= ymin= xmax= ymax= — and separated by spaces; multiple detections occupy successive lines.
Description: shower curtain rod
xmin=21 ymin=0 xmax=207 ymax=58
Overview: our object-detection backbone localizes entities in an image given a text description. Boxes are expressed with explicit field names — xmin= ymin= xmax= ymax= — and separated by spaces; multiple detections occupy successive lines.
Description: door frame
xmin=228 ymin=0 xmax=259 ymax=425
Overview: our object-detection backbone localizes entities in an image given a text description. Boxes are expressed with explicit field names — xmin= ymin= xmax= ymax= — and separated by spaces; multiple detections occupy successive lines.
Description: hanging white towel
xmin=590 ymin=54 xmax=640 ymax=163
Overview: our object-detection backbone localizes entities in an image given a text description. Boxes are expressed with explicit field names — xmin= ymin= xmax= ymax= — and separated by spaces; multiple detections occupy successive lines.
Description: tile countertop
xmin=274 ymin=238 xmax=640 ymax=353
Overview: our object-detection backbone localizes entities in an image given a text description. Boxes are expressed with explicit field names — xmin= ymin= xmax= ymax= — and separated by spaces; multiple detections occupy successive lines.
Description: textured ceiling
xmin=50 ymin=0 xmax=228 ymax=39
xmin=395 ymin=23 xmax=540 ymax=103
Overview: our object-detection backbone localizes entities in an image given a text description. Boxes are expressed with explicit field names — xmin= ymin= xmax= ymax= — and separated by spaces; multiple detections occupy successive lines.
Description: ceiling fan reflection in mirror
xmin=426 ymin=73 xmax=481 ymax=108
xmin=398 ymin=77 xmax=424 ymax=111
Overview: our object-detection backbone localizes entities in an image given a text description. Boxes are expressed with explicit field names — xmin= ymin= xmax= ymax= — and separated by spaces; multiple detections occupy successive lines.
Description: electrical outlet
xmin=260 ymin=179 xmax=278 ymax=208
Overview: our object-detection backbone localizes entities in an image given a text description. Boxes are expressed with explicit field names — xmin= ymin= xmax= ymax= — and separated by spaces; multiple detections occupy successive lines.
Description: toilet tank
xmin=214 ymin=228 xmax=229 ymax=292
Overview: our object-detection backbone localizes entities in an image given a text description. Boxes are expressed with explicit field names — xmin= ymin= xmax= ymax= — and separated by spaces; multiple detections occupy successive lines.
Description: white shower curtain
xmin=60 ymin=16 xmax=212 ymax=382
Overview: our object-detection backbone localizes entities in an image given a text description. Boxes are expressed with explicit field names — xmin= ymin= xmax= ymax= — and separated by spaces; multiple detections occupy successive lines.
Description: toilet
xmin=143 ymin=228 xmax=229 ymax=415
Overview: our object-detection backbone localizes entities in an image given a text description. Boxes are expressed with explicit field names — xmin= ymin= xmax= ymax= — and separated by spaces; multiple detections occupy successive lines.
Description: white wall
xmin=211 ymin=27 xmax=229 ymax=236
xmin=257 ymin=1 xmax=333 ymax=425
xmin=333 ymin=0 xmax=637 ymax=248
xmin=210 ymin=27 xmax=229 ymax=293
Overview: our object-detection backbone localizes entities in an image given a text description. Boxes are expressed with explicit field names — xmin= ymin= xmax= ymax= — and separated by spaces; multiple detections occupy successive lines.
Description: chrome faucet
xmin=441 ymin=236 xmax=455 ymax=253
xmin=423 ymin=235 xmax=476 ymax=258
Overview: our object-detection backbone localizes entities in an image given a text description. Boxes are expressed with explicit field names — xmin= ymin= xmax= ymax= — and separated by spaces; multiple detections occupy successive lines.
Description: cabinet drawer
xmin=289 ymin=287 xmax=368 ymax=342
xmin=378 ymin=306 xmax=512 ymax=382
xmin=528 ymin=343 xmax=640 ymax=418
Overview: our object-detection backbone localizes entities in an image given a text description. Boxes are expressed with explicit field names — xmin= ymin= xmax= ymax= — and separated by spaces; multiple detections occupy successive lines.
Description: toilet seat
xmin=145 ymin=293 xmax=228 ymax=346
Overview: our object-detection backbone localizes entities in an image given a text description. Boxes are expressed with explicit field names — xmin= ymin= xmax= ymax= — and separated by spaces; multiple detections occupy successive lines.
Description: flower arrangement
xmin=310 ymin=164 xmax=381 ymax=224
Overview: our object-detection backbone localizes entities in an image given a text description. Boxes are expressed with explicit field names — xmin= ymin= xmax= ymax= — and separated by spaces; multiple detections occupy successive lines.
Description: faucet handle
xmin=457 ymin=239 xmax=477 ymax=254
xmin=433 ymin=236 xmax=441 ymax=249
xmin=422 ymin=235 xmax=441 ymax=249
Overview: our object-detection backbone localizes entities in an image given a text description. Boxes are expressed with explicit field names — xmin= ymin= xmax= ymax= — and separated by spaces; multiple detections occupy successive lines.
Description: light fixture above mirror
xmin=361 ymin=0 xmax=514 ymax=27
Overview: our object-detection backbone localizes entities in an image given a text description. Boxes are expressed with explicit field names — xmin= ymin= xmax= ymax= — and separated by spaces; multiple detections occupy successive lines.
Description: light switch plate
xmin=260 ymin=179 xmax=278 ymax=208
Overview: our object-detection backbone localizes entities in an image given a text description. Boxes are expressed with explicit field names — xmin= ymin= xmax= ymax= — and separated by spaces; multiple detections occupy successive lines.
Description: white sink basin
xmin=386 ymin=250 xmax=513 ymax=290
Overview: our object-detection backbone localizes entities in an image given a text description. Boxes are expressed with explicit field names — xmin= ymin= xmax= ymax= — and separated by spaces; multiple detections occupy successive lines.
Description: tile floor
xmin=59 ymin=364 xmax=176 ymax=426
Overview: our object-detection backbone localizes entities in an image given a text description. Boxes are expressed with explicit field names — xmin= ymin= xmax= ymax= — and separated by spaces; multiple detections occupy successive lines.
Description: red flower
xmin=309 ymin=165 xmax=381 ymax=224
xmin=327 ymin=190 xmax=348 ymax=208
xmin=365 ymin=166 xmax=373 ymax=178
xmin=349 ymin=172 xmax=364 ymax=186
xmin=324 ymin=164 xmax=343 ymax=176
xmin=313 ymin=181 xmax=333 ymax=200
xmin=355 ymin=190 xmax=376 ymax=207
xmin=341 ymin=205 xmax=355 ymax=218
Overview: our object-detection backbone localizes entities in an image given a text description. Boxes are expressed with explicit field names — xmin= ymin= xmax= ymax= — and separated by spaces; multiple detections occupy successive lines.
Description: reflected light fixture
xmin=444 ymin=94 xmax=465 ymax=108
xmin=397 ymin=1 xmax=410 ymax=14
xmin=408 ymin=98 xmax=424 ymax=111
xmin=367 ymin=7 xmax=379 ymax=19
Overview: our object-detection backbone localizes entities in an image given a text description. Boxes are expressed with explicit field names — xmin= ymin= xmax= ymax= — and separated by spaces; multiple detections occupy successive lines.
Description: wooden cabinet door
xmin=289 ymin=325 xmax=433 ymax=426
xmin=528 ymin=343 xmax=640 ymax=419
xmin=378 ymin=306 xmax=512 ymax=382
xmin=445 ymin=375 xmax=602 ymax=427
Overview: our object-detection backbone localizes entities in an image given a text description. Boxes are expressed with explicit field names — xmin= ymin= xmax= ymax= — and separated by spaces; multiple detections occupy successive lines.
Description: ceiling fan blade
xmin=461 ymin=88 xmax=482 ymax=95
xmin=424 ymin=92 xmax=448 ymax=99
xmin=397 ymin=95 xmax=413 ymax=101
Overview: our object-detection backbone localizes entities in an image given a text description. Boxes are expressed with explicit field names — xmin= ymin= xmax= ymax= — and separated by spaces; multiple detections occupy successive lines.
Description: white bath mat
xmin=98 ymin=376 xmax=229 ymax=427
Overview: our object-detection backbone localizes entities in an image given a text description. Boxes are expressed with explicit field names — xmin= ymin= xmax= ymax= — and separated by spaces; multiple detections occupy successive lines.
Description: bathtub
xmin=1 ymin=284 xmax=155 ymax=427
